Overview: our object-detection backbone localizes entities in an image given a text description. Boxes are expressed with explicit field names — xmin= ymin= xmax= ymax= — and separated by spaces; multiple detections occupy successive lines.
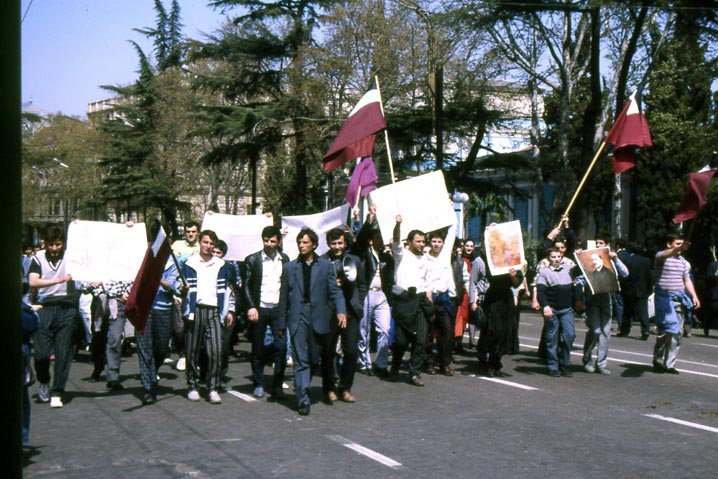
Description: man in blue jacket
xmin=280 ymin=227 xmax=346 ymax=416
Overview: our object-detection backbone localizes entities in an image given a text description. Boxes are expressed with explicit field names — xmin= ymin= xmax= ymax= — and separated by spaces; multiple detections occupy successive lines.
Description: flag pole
xmin=557 ymin=140 xmax=608 ymax=228
xmin=375 ymin=75 xmax=396 ymax=184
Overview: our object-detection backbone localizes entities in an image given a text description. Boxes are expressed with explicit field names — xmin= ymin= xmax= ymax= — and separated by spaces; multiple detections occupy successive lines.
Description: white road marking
xmin=227 ymin=390 xmax=257 ymax=402
xmin=692 ymin=342 xmax=718 ymax=348
xmin=643 ymin=414 xmax=718 ymax=434
xmin=206 ymin=438 xmax=242 ymax=443
xmin=327 ymin=435 xmax=402 ymax=468
xmin=609 ymin=348 xmax=718 ymax=369
xmin=477 ymin=376 xmax=538 ymax=390
xmin=519 ymin=343 xmax=718 ymax=379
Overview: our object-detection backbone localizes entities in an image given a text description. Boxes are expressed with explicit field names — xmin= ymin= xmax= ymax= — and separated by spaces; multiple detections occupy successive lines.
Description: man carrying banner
xmin=390 ymin=215 xmax=434 ymax=387
xmin=242 ymin=226 xmax=290 ymax=400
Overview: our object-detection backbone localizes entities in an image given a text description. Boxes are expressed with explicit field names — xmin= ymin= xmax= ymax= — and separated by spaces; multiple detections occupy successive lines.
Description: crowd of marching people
xmin=20 ymin=206 xmax=718 ymax=440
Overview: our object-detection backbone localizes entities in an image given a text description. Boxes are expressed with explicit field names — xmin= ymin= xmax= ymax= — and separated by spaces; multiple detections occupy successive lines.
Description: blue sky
xmin=21 ymin=0 xmax=230 ymax=118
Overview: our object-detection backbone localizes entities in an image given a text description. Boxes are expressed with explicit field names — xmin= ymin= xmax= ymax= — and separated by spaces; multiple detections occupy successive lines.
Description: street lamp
xmin=452 ymin=190 xmax=470 ymax=238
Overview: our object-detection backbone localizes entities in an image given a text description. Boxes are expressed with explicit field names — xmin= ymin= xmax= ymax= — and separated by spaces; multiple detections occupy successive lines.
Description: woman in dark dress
xmin=477 ymin=266 xmax=522 ymax=377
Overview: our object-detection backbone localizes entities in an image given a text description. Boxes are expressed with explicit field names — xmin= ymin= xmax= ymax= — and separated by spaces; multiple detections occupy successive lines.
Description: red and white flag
xmin=605 ymin=92 xmax=653 ymax=174
xmin=345 ymin=156 xmax=378 ymax=207
xmin=673 ymin=165 xmax=718 ymax=223
xmin=323 ymin=83 xmax=386 ymax=172
xmin=125 ymin=225 xmax=172 ymax=334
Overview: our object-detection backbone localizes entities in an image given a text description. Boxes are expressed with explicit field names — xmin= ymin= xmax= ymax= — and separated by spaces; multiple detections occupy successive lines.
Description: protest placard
xmin=574 ymin=247 xmax=619 ymax=295
xmin=201 ymin=212 xmax=274 ymax=261
xmin=281 ymin=204 xmax=350 ymax=260
xmin=368 ymin=170 xmax=456 ymax=242
xmin=65 ymin=220 xmax=147 ymax=282
xmin=484 ymin=220 xmax=525 ymax=276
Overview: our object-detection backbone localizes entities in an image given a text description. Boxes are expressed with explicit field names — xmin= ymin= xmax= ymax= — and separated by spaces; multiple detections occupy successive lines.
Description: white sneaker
xmin=50 ymin=396 xmax=63 ymax=408
xmin=209 ymin=391 xmax=221 ymax=404
xmin=176 ymin=357 xmax=186 ymax=371
xmin=38 ymin=383 xmax=50 ymax=402
xmin=187 ymin=390 xmax=200 ymax=402
xmin=282 ymin=382 xmax=289 ymax=390
xmin=287 ymin=356 xmax=293 ymax=366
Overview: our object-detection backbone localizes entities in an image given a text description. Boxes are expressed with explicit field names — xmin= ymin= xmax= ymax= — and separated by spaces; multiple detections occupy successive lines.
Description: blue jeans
xmin=543 ymin=307 xmax=576 ymax=371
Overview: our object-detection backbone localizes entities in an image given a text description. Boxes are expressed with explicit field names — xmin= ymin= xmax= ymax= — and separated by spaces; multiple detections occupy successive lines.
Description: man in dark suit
xmin=243 ymin=226 xmax=290 ymax=400
xmin=322 ymin=227 xmax=366 ymax=403
xmin=279 ymin=227 xmax=347 ymax=415
xmin=618 ymin=241 xmax=654 ymax=339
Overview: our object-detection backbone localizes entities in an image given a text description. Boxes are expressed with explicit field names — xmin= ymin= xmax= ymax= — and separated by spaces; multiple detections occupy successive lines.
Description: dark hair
xmin=427 ymin=231 xmax=445 ymax=242
xmin=184 ymin=220 xmax=200 ymax=230
xmin=215 ymin=239 xmax=228 ymax=255
xmin=200 ymin=229 xmax=219 ymax=243
xmin=407 ymin=229 xmax=426 ymax=242
xmin=666 ymin=232 xmax=683 ymax=243
xmin=326 ymin=227 xmax=348 ymax=243
xmin=595 ymin=232 xmax=611 ymax=245
xmin=44 ymin=225 xmax=65 ymax=243
xmin=261 ymin=225 xmax=282 ymax=240
xmin=464 ymin=239 xmax=475 ymax=247
xmin=547 ymin=246 xmax=562 ymax=255
xmin=297 ymin=227 xmax=318 ymax=248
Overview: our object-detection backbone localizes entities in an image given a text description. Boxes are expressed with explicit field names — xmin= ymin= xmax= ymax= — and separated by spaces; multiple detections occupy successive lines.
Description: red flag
xmin=605 ymin=92 xmax=652 ymax=174
xmin=323 ymin=83 xmax=386 ymax=172
xmin=345 ymin=157 xmax=378 ymax=206
xmin=125 ymin=226 xmax=172 ymax=334
xmin=673 ymin=166 xmax=718 ymax=223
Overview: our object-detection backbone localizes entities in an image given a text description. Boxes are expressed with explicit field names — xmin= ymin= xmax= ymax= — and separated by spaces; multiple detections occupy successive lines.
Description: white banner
xmin=281 ymin=204 xmax=350 ymax=260
xmin=65 ymin=220 xmax=147 ymax=282
xmin=201 ymin=212 xmax=274 ymax=261
xmin=368 ymin=170 xmax=456 ymax=242
xmin=484 ymin=220 xmax=526 ymax=276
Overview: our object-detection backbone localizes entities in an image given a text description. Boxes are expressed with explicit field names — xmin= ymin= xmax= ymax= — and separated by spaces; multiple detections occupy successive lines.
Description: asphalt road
xmin=23 ymin=310 xmax=718 ymax=479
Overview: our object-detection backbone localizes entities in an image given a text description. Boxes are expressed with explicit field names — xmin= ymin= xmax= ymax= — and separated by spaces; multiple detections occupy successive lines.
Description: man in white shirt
xmin=390 ymin=215 xmax=434 ymax=387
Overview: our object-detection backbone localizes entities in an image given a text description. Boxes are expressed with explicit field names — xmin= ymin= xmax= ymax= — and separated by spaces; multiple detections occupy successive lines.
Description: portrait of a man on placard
xmin=575 ymin=247 xmax=619 ymax=295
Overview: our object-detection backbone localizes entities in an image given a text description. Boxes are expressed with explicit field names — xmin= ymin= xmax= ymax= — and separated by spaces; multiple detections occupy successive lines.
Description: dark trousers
xmin=136 ymin=308 xmax=172 ymax=392
xmin=326 ymin=312 xmax=360 ymax=393
xmin=621 ymin=295 xmax=650 ymax=336
xmin=291 ymin=307 xmax=331 ymax=407
xmin=425 ymin=302 xmax=454 ymax=369
xmin=248 ymin=307 xmax=287 ymax=393
xmin=392 ymin=295 xmax=431 ymax=377
xmin=34 ymin=303 xmax=77 ymax=396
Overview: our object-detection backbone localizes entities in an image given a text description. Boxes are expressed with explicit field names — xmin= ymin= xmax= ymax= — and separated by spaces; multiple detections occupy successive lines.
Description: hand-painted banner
xmin=484 ymin=220 xmax=525 ymax=276
xmin=281 ymin=204 xmax=350 ymax=260
xmin=65 ymin=220 xmax=147 ymax=282
xmin=368 ymin=170 xmax=456 ymax=242
xmin=201 ymin=212 xmax=274 ymax=261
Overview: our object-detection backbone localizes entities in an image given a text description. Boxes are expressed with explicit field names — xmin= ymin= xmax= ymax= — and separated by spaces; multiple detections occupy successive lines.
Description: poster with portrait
xmin=65 ymin=220 xmax=147 ymax=282
xmin=484 ymin=220 xmax=525 ymax=276
xmin=201 ymin=212 xmax=273 ymax=261
xmin=574 ymin=247 xmax=619 ymax=295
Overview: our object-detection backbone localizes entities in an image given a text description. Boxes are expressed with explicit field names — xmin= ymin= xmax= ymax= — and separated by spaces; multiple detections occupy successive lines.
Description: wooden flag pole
xmin=557 ymin=140 xmax=608 ymax=228
xmin=375 ymin=75 xmax=396 ymax=184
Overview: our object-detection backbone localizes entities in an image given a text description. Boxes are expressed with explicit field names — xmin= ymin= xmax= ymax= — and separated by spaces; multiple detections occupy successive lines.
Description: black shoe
xmin=373 ymin=367 xmax=389 ymax=378
xmin=142 ymin=391 xmax=156 ymax=405
xmin=358 ymin=367 xmax=374 ymax=376
xmin=486 ymin=368 xmax=495 ymax=378
xmin=665 ymin=368 xmax=680 ymax=375
xmin=107 ymin=381 xmax=124 ymax=391
xmin=548 ymin=370 xmax=561 ymax=378
xmin=560 ymin=368 xmax=573 ymax=378
xmin=298 ymin=404 xmax=310 ymax=416
xmin=653 ymin=363 xmax=665 ymax=374
xmin=640 ymin=333 xmax=650 ymax=341
xmin=494 ymin=370 xmax=512 ymax=378
xmin=88 ymin=370 xmax=102 ymax=383
xmin=409 ymin=375 xmax=424 ymax=387
xmin=269 ymin=389 xmax=286 ymax=401
xmin=388 ymin=366 xmax=400 ymax=381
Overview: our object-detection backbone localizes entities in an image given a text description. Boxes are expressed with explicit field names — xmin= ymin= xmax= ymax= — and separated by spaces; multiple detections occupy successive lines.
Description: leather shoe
xmin=423 ymin=366 xmax=436 ymax=375
xmin=358 ymin=367 xmax=374 ymax=376
xmin=324 ymin=391 xmax=338 ymax=404
xmin=107 ymin=381 xmax=124 ymax=391
xmin=409 ymin=375 xmax=424 ymax=387
xmin=298 ymin=404 xmax=310 ymax=416
xmin=653 ymin=363 xmax=665 ymax=373
xmin=142 ymin=391 xmax=156 ymax=405
xmin=665 ymin=367 xmax=680 ymax=375
xmin=373 ymin=367 xmax=389 ymax=378
xmin=388 ymin=366 xmax=400 ymax=381
xmin=88 ymin=370 xmax=102 ymax=383
xmin=340 ymin=391 xmax=356 ymax=403
xmin=640 ymin=333 xmax=650 ymax=341
xmin=494 ymin=370 xmax=512 ymax=378
xmin=441 ymin=366 xmax=454 ymax=377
